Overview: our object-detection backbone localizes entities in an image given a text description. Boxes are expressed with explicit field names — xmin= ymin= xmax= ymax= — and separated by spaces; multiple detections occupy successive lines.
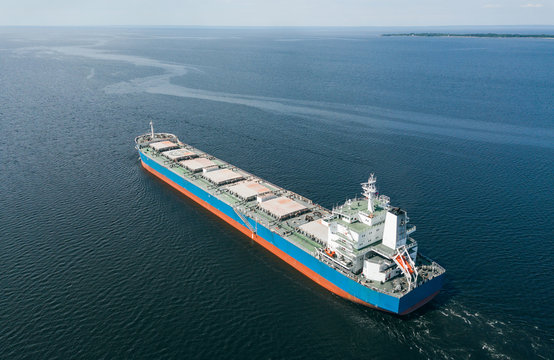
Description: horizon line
xmin=1 ymin=24 xmax=554 ymax=28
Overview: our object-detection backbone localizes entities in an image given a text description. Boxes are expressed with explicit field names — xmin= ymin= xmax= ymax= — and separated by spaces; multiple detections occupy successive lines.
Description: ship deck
xmin=141 ymin=146 xmax=326 ymax=254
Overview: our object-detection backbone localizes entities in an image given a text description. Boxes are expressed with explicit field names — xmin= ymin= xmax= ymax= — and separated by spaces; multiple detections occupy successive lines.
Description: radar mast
xmin=361 ymin=174 xmax=378 ymax=213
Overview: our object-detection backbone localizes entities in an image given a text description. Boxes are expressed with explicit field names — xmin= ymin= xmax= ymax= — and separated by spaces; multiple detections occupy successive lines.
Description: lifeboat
xmin=395 ymin=254 xmax=414 ymax=274
xmin=325 ymin=249 xmax=336 ymax=258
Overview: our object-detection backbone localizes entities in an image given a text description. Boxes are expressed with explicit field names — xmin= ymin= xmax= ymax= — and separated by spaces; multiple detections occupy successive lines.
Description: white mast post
xmin=149 ymin=121 xmax=155 ymax=138
xmin=361 ymin=173 xmax=377 ymax=213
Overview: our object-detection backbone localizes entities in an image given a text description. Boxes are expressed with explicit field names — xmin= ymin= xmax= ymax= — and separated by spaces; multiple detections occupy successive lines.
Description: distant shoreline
xmin=382 ymin=33 xmax=554 ymax=39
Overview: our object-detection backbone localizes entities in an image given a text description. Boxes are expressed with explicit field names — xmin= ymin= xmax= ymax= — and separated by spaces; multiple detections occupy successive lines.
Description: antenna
xmin=149 ymin=121 xmax=155 ymax=138
xmin=361 ymin=173 xmax=377 ymax=213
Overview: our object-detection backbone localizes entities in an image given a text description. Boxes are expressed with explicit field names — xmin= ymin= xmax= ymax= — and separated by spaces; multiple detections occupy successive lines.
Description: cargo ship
xmin=135 ymin=122 xmax=445 ymax=315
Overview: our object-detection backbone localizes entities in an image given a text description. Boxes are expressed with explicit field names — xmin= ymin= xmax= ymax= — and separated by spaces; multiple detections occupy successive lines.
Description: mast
xmin=150 ymin=121 xmax=155 ymax=139
xmin=361 ymin=174 xmax=378 ymax=213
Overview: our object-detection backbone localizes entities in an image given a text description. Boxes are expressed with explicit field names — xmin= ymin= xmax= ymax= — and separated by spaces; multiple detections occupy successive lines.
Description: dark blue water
xmin=1 ymin=27 xmax=553 ymax=359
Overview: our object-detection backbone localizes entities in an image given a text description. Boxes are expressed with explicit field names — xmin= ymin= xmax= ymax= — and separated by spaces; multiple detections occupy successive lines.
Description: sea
xmin=0 ymin=26 xmax=552 ymax=359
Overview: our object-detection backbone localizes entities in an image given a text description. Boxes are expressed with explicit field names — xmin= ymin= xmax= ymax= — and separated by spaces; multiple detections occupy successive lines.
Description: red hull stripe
xmin=140 ymin=160 xmax=381 ymax=309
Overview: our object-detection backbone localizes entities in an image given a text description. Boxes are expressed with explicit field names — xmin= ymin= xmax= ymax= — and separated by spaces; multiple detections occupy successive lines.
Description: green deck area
xmin=141 ymin=146 xmax=325 ymax=254
xmin=336 ymin=218 xmax=367 ymax=233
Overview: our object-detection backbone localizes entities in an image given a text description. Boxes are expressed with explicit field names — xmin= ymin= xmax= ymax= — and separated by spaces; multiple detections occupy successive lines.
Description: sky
xmin=0 ymin=0 xmax=552 ymax=26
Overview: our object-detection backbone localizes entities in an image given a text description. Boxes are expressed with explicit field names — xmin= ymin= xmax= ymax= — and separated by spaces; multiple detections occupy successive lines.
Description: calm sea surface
xmin=0 ymin=27 xmax=553 ymax=359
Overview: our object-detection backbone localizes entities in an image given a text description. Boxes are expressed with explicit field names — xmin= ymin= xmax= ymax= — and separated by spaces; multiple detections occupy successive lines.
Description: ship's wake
xmin=346 ymin=298 xmax=551 ymax=359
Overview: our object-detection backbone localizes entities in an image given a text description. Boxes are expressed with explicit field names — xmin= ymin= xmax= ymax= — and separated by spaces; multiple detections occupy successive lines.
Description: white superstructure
xmin=320 ymin=175 xmax=420 ymax=290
